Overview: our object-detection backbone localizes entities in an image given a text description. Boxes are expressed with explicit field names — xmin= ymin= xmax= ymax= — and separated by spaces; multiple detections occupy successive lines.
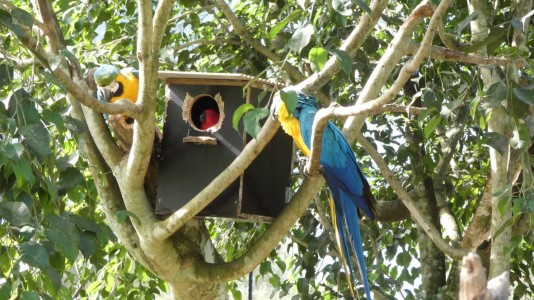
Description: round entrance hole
xmin=190 ymin=95 xmax=221 ymax=131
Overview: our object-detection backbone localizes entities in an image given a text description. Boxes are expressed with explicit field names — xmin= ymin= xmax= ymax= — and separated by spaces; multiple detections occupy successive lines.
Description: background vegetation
xmin=1 ymin=0 xmax=533 ymax=299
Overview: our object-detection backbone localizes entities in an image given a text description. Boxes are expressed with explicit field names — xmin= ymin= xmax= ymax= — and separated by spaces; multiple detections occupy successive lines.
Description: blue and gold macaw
xmin=93 ymin=64 xmax=139 ymax=104
xmin=272 ymin=93 xmax=376 ymax=299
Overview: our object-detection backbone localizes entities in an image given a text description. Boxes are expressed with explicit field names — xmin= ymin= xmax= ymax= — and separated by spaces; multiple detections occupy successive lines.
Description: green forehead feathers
xmin=93 ymin=65 xmax=120 ymax=86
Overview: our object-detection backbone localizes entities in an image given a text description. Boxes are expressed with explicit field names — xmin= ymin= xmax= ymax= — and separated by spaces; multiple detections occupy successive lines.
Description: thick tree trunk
xmin=405 ymin=122 xmax=446 ymax=295
xmin=467 ymin=0 xmax=513 ymax=280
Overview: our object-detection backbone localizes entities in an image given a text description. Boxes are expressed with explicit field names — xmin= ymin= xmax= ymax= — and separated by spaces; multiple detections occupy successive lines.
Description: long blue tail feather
xmin=338 ymin=191 xmax=372 ymax=299
xmin=290 ymin=93 xmax=375 ymax=299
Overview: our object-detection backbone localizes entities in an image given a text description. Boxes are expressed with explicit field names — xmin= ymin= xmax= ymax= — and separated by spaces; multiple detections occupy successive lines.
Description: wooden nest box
xmin=156 ymin=72 xmax=293 ymax=222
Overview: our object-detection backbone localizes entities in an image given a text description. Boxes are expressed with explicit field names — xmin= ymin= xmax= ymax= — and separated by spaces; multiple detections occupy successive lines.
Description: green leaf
xmin=332 ymin=0 xmax=352 ymax=16
xmin=60 ymin=49 xmax=81 ymax=69
xmin=116 ymin=210 xmax=142 ymax=225
xmin=510 ymin=122 xmax=530 ymax=150
xmin=268 ymin=10 xmax=302 ymax=40
xmin=279 ymin=89 xmax=298 ymax=115
xmin=269 ymin=273 xmax=281 ymax=288
xmin=330 ymin=49 xmax=352 ymax=75
xmin=483 ymin=132 xmax=508 ymax=155
xmin=498 ymin=196 xmax=512 ymax=217
xmin=512 ymin=88 xmax=534 ymax=105
xmin=0 ymin=201 xmax=32 ymax=226
xmin=60 ymin=167 xmax=84 ymax=188
xmin=296 ymin=278 xmax=309 ymax=294
xmin=308 ymin=47 xmax=328 ymax=72
xmin=230 ymin=288 xmax=242 ymax=300
xmin=0 ymin=9 xmax=25 ymax=39
xmin=423 ymin=115 xmax=442 ymax=139
xmin=5 ymin=143 xmax=24 ymax=160
xmin=353 ymin=0 xmax=371 ymax=13
xmin=0 ymin=63 xmax=14 ymax=88
xmin=259 ymin=261 xmax=272 ymax=275
xmin=45 ymin=228 xmax=79 ymax=262
xmin=20 ymin=123 xmax=52 ymax=159
xmin=12 ymin=159 xmax=35 ymax=188
xmin=232 ymin=103 xmax=254 ymax=132
xmin=481 ymin=81 xmax=507 ymax=110
xmin=21 ymin=291 xmax=40 ymax=300
xmin=8 ymin=89 xmax=40 ymax=126
xmin=69 ymin=214 xmax=102 ymax=233
xmin=0 ymin=282 xmax=11 ymax=299
xmin=243 ymin=108 xmax=270 ymax=139
xmin=275 ymin=260 xmax=286 ymax=272
xmin=19 ymin=242 xmax=50 ymax=269
xmin=64 ymin=116 xmax=87 ymax=134
xmin=79 ymin=232 xmax=98 ymax=257
xmin=42 ymin=109 xmax=64 ymax=130
xmin=10 ymin=8 xmax=33 ymax=28
xmin=288 ymin=24 xmax=314 ymax=55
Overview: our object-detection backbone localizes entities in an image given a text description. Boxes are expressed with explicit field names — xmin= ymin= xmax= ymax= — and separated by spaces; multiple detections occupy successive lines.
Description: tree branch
xmin=181 ymin=176 xmax=324 ymax=282
xmin=295 ymin=0 xmax=389 ymax=95
xmin=356 ymin=132 xmax=467 ymax=259
xmin=125 ymin=0 xmax=158 ymax=192
xmin=152 ymin=117 xmax=281 ymax=241
xmin=433 ymin=105 xmax=470 ymax=243
xmin=213 ymin=0 xmax=332 ymax=104
xmin=14 ymin=0 xmax=125 ymax=168
xmin=407 ymin=43 xmax=526 ymax=68
xmin=173 ymin=38 xmax=241 ymax=52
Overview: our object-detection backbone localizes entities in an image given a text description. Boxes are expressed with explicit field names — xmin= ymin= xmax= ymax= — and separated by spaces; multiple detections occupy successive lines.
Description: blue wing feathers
xmin=294 ymin=93 xmax=374 ymax=299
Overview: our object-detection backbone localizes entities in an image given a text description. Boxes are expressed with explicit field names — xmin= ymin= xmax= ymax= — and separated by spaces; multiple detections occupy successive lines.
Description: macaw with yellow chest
xmin=93 ymin=64 xmax=139 ymax=105
xmin=272 ymin=92 xmax=376 ymax=299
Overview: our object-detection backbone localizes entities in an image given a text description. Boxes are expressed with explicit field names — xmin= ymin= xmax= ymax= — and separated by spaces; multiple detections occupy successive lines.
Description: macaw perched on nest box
xmin=272 ymin=92 xmax=376 ymax=299
xmin=93 ymin=64 xmax=160 ymax=206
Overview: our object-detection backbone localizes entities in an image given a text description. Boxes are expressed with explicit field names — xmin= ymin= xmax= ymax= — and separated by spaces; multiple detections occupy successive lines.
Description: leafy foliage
xmin=1 ymin=0 xmax=534 ymax=299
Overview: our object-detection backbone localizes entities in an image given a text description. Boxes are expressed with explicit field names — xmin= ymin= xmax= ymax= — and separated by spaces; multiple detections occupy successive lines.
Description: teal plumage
xmin=278 ymin=93 xmax=376 ymax=299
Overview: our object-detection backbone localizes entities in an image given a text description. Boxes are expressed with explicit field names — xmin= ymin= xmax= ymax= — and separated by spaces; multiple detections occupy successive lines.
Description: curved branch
xmin=152 ymin=0 xmax=175 ymax=52
xmin=295 ymin=0 xmax=389 ymax=95
xmin=213 ymin=0 xmax=332 ymax=104
xmin=152 ymin=117 xmax=281 ymax=241
xmin=182 ymin=176 xmax=324 ymax=282
xmin=356 ymin=132 xmax=467 ymax=259
xmin=408 ymin=43 xmax=526 ymax=68
xmin=125 ymin=0 xmax=157 ymax=192
xmin=173 ymin=38 xmax=242 ymax=52
xmin=3 ymin=0 xmax=124 ymax=168
xmin=55 ymin=68 xmax=142 ymax=117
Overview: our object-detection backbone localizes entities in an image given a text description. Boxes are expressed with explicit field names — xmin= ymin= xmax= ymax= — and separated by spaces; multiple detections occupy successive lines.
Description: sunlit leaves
xmin=279 ymin=88 xmax=298 ymax=115
xmin=330 ymin=49 xmax=352 ymax=75
xmin=11 ymin=158 xmax=35 ymax=188
xmin=232 ymin=103 xmax=254 ymax=131
xmin=8 ymin=89 xmax=40 ymax=126
xmin=243 ymin=107 xmax=269 ymax=139
xmin=288 ymin=24 xmax=314 ymax=55
xmin=19 ymin=242 xmax=50 ymax=269
xmin=268 ymin=10 xmax=302 ymax=40
xmin=0 ymin=201 xmax=32 ymax=226
xmin=308 ymin=47 xmax=327 ymax=72
xmin=512 ymin=88 xmax=534 ymax=105
xmin=20 ymin=123 xmax=51 ymax=159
